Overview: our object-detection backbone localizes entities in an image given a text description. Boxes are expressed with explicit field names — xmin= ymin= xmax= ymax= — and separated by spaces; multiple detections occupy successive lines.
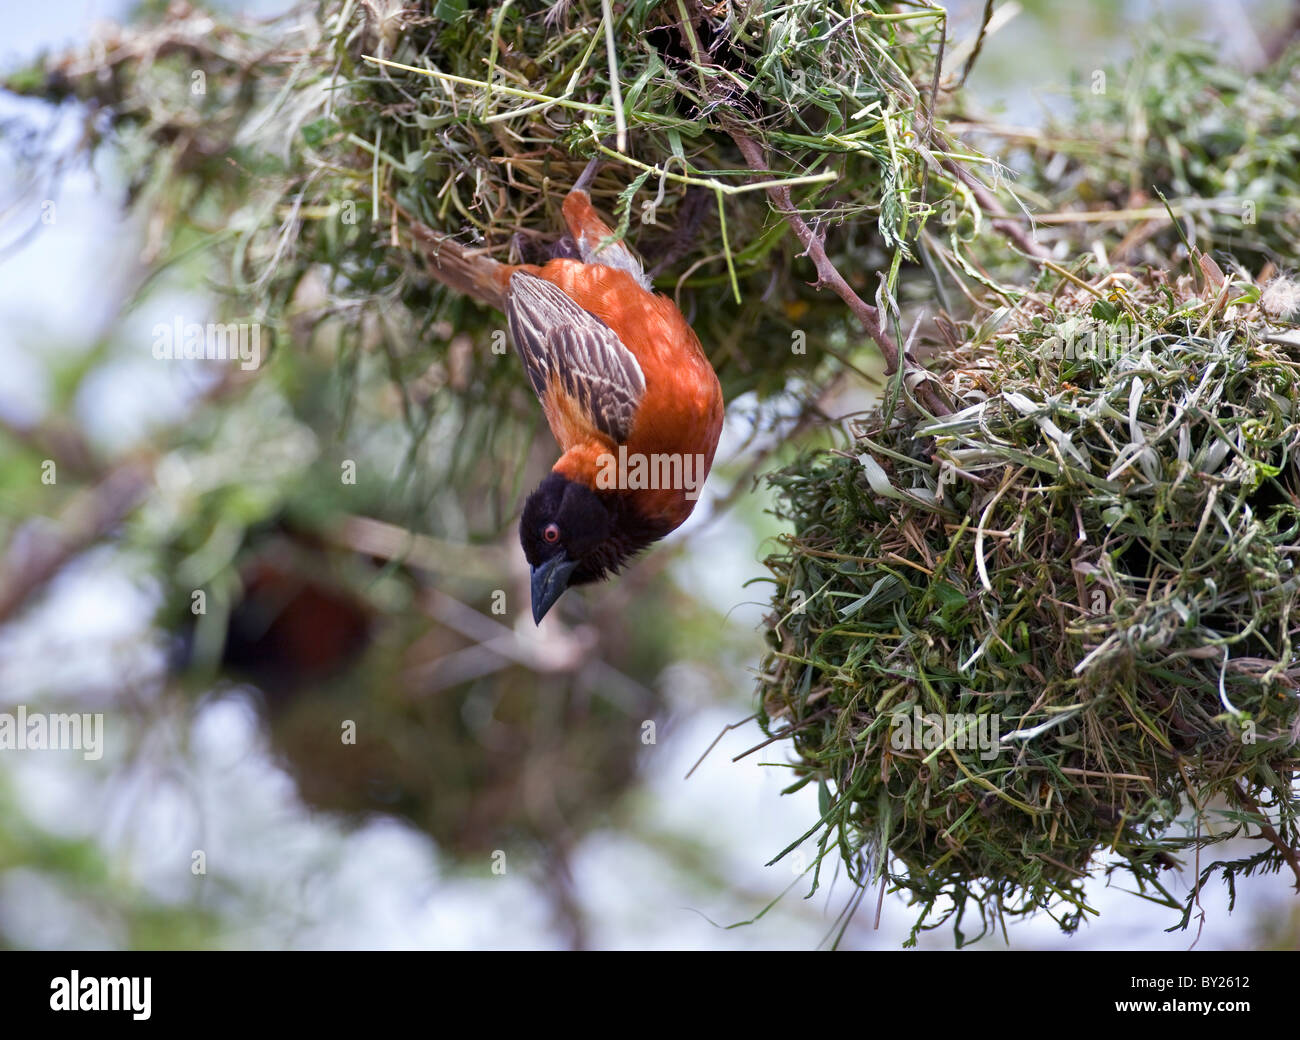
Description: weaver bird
xmin=413 ymin=161 xmax=724 ymax=623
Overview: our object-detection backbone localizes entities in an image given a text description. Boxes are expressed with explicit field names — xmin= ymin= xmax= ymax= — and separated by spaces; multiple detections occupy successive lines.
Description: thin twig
xmin=685 ymin=712 xmax=758 ymax=780
xmin=730 ymin=129 xmax=900 ymax=372
xmin=730 ymin=128 xmax=952 ymax=416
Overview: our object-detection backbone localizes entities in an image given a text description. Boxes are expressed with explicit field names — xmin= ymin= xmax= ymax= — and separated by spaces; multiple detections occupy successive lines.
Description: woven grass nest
xmin=5 ymin=0 xmax=979 ymax=408
xmin=758 ymin=264 xmax=1300 ymax=945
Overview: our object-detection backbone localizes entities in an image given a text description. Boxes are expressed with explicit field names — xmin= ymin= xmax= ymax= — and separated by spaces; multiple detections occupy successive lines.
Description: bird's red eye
xmin=543 ymin=523 xmax=560 ymax=543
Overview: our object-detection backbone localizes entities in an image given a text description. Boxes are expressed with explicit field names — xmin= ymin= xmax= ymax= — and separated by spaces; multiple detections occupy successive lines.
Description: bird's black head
xmin=520 ymin=472 xmax=612 ymax=623
xmin=520 ymin=471 xmax=668 ymax=623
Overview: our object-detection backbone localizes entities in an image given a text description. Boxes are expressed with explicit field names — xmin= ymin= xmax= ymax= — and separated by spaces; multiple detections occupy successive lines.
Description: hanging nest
xmin=757 ymin=262 xmax=1300 ymax=945
xmin=256 ymin=572 xmax=668 ymax=859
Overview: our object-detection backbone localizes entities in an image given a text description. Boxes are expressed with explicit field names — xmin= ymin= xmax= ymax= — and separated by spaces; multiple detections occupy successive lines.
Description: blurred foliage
xmin=0 ymin=780 xmax=222 ymax=949
xmin=1016 ymin=39 xmax=1300 ymax=267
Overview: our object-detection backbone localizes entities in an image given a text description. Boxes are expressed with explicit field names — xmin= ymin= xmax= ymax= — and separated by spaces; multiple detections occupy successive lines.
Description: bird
xmin=411 ymin=158 xmax=724 ymax=623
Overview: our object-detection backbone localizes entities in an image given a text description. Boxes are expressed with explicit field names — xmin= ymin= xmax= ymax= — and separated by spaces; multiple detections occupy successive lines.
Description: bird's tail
xmin=408 ymin=220 xmax=513 ymax=311
xmin=561 ymin=187 xmax=651 ymax=292
xmin=402 ymin=153 xmax=645 ymax=307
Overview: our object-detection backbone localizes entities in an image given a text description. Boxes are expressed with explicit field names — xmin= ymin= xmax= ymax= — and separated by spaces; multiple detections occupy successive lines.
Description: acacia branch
xmin=0 ymin=459 xmax=154 ymax=625
xmin=730 ymin=129 xmax=952 ymax=416
xmin=731 ymin=130 xmax=900 ymax=372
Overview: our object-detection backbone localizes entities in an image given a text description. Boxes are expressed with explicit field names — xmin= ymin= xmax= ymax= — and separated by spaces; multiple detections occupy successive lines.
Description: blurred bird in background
xmin=414 ymin=158 xmax=725 ymax=622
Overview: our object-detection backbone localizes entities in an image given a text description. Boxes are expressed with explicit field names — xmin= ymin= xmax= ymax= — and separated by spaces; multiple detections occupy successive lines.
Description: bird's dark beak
xmin=530 ymin=556 xmax=579 ymax=624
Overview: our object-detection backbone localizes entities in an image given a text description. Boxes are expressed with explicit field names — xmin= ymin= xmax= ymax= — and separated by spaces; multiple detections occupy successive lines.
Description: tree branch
xmin=0 ymin=459 xmax=154 ymax=625
xmin=729 ymin=129 xmax=952 ymax=416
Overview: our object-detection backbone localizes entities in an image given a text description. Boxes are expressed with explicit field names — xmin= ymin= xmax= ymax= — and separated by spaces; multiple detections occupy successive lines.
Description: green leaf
xmin=1091 ymin=299 xmax=1120 ymax=322
xmin=932 ymin=581 xmax=968 ymax=613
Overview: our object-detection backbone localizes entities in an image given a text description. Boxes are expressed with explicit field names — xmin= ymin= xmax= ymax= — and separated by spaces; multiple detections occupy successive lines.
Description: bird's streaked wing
xmin=507 ymin=271 xmax=646 ymax=445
